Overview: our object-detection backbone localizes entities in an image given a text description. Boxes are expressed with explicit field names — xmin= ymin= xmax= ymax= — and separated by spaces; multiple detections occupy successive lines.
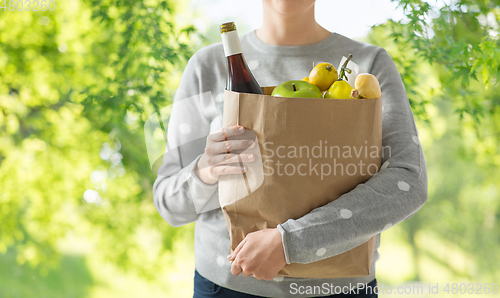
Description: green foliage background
xmin=0 ymin=0 xmax=499 ymax=297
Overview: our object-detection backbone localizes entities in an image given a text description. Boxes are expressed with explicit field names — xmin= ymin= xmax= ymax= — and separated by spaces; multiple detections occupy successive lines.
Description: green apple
xmin=271 ymin=80 xmax=323 ymax=98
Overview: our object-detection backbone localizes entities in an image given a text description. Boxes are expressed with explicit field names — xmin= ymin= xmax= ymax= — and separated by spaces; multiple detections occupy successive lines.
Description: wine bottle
xmin=220 ymin=22 xmax=264 ymax=95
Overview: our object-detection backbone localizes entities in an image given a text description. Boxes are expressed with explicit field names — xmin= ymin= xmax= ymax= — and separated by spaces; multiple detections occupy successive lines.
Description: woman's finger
xmin=212 ymin=165 xmax=247 ymax=177
xmin=205 ymin=139 xmax=255 ymax=157
xmin=211 ymin=139 xmax=255 ymax=156
xmin=241 ymin=271 xmax=253 ymax=278
xmin=213 ymin=153 xmax=255 ymax=165
xmin=228 ymin=237 xmax=247 ymax=261
xmin=231 ymin=262 xmax=243 ymax=276
xmin=210 ymin=126 xmax=245 ymax=142
xmin=229 ymin=239 xmax=246 ymax=276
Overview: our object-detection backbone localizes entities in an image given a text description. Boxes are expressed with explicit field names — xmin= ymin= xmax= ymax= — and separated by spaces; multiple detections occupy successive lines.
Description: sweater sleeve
xmin=152 ymin=52 xmax=221 ymax=228
xmin=277 ymin=48 xmax=428 ymax=264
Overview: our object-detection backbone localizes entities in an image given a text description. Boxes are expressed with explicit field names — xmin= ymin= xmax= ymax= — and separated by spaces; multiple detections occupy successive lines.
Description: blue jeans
xmin=193 ymin=270 xmax=378 ymax=298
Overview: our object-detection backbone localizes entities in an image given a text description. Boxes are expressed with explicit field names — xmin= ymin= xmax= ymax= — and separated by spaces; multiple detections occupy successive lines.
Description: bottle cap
xmin=220 ymin=22 xmax=237 ymax=34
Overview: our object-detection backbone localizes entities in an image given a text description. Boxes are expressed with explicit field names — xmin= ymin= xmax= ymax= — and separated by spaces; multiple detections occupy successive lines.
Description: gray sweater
xmin=153 ymin=30 xmax=428 ymax=297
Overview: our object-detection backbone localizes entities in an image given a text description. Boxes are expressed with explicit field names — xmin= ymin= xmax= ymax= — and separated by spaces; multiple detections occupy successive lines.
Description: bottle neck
xmin=221 ymin=30 xmax=243 ymax=57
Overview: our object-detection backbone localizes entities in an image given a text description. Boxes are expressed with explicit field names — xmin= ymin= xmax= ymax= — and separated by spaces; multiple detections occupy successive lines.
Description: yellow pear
xmin=351 ymin=73 xmax=382 ymax=99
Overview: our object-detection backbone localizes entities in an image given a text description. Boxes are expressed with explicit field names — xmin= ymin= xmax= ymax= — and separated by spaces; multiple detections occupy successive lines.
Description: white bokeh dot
xmin=316 ymin=248 xmax=327 ymax=257
xmin=273 ymin=275 xmax=285 ymax=282
xmin=40 ymin=16 xmax=50 ymax=26
xmin=248 ymin=60 xmax=259 ymax=70
xmin=83 ymin=189 xmax=100 ymax=203
xmin=397 ymin=181 xmax=410 ymax=192
xmin=216 ymin=255 xmax=225 ymax=267
xmin=100 ymin=143 xmax=113 ymax=160
xmin=110 ymin=152 xmax=123 ymax=165
xmin=340 ymin=208 xmax=353 ymax=219
xmin=382 ymin=223 xmax=393 ymax=231
xmin=179 ymin=123 xmax=191 ymax=134
xmin=412 ymin=135 xmax=419 ymax=145
xmin=58 ymin=43 xmax=68 ymax=53
xmin=380 ymin=161 xmax=389 ymax=170
xmin=90 ymin=170 xmax=107 ymax=184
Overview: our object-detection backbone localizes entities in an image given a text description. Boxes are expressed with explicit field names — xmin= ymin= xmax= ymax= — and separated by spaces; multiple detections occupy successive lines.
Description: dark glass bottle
xmin=220 ymin=22 xmax=264 ymax=94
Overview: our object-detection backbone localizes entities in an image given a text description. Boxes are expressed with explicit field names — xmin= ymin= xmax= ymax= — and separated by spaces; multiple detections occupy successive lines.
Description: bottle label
xmin=221 ymin=31 xmax=243 ymax=57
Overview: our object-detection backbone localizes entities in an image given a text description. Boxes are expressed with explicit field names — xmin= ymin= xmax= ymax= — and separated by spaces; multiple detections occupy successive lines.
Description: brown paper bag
xmin=218 ymin=87 xmax=382 ymax=279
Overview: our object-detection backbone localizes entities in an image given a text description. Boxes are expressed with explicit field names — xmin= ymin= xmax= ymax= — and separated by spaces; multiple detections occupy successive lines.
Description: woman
xmin=153 ymin=0 xmax=428 ymax=297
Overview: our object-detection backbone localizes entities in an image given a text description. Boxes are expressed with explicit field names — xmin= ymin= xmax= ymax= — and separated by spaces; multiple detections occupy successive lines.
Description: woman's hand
xmin=227 ymin=228 xmax=287 ymax=281
xmin=195 ymin=126 xmax=256 ymax=185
